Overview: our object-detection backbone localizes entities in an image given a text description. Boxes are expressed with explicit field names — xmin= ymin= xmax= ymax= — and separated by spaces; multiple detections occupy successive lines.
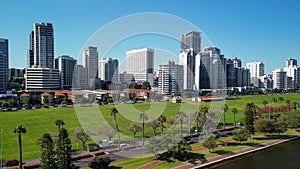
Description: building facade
xmin=0 ymin=38 xmax=8 ymax=93
xmin=158 ymin=61 xmax=184 ymax=95
xmin=28 ymin=31 xmax=34 ymax=68
xmin=25 ymin=68 xmax=60 ymax=90
xmin=232 ymin=57 xmax=242 ymax=68
xmin=82 ymin=46 xmax=98 ymax=89
xmin=126 ymin=48 xmax=154 ymax=84
xmin=180 ymin=49 xmax=196 ymax=90
xmin=180 ymin=31 xmax=201 ymax=54
xmin=286 ymin=58 xmax=297 ymax=68
xmin=272 ymin=68 xmax=287 ymax=89
xmin=246 ymin=62 xmax=264 ymax=78
xmin=76 ymin=65 xmax=88 ymax=90
xmin=98 ymin=57 xmax=119 ymax=83
xmin=33 ymin=22 xmax=54 ymax=68
xmin=55 ymin=55 xmax=77 ymax=89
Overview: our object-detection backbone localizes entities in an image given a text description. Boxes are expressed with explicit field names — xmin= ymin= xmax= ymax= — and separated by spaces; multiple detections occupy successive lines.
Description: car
xmin=61 ymin=104 xmax=67 ymax=107
xmin=5 ymin=159 xmax=19 ymax=167
xmin=238 ymin=122 xmax=244 ymax=126
xmin=25 ymin=105 xmax=32 ymax=109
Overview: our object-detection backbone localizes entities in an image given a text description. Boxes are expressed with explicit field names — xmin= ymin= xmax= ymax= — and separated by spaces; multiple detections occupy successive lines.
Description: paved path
xmin=138 ymin=160 xmax=163 ymax=169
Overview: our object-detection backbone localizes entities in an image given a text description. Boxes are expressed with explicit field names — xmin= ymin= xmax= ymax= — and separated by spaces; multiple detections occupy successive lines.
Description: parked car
xmin=87 ymin=143 xmax=100 ymax=152
xmin=4 ymin=159 xmax=19 ymax=167
xmin=238 ymin=122 xmax=244 ymax=126
xmin=25 ymin=105 xmax=32 ymax=109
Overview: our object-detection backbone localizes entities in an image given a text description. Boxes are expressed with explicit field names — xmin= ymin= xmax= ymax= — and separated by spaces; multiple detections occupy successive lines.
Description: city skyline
xmin=1 ymin=0 xmax=300 ymax=74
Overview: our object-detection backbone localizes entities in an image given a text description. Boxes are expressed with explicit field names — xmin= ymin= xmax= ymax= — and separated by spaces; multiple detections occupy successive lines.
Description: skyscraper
xmin=180 ymin=31 xmax=201 ymax=53
xmin=246 ymin=62 xmax=264 ymax=78
xmin=158 ymin=61 xmax=184 ymax=95
xmin=76 ymin=65 xmax=88 ymax=89
xmin=232 ymin=57 xmax=242 ymax=68
xmin=272 ymin=69 xmax=287 ymax=89
xmin=286 ymin=58 xmax=297 ymax=67
xmin=33 ymin=22 xmax=54 ymax=68
xmin=55 ymin=55 xmax=77 ymax=89
xmin=82 ymin=46 xmax=99 ymax=89
xmin=28 ymin=31 xmax=34 ymax=68
xmin=98 ymin=58 xmax=119 ymax=83
xmin=179 ymin=49 xmax=196 ymax=90
xmin=0 ymin=38 xmax=8 ymax=93
xmin=126 ymin=48 xmax=154 ymax=84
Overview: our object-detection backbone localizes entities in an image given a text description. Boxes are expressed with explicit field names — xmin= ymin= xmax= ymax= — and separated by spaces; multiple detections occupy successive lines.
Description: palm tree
xmin=278 ymin=97 xmax=284 ymax=112
xmin=195 ymin=107 xmax=209 ymax=133
xmin=55 ymin=119 xmax=65 ymax=131
xmin=292 ymin=102 xmax=297 ymax=113
xmin=109 ymin=108 xmax=120 ymax=150
xmin=140 ymin=112 xmax=148 ymax=146
xmin=272 ymin=97 xmax=277 ymax=104
xmin=176 ymin=111 xmax=186 ymax=138
xmin=262 ymin=100 xmax=269 ymax=120
xmin=147 ymin=120 xmax=160 ymax=136
xmin=286 ymin=99 xmax=291 ymax=112
xmin=222 ymin=104 xmax=228 ymax=129
xmin=158 ymin=115 xmax=166 ymax=136
xmin=232 ymin=108 xmax=238 ymax=127
xmin=13 ymin=125 xmax=26 ymax=169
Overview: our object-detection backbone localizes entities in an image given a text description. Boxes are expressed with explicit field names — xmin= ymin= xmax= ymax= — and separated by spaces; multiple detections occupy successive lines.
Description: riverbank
xmin=174 ymin=133 xmax=300 ymax=169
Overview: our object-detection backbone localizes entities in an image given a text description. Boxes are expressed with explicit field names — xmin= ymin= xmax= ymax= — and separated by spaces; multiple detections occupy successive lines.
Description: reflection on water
xmin=209 ymin=139 xmax=300 ymax=169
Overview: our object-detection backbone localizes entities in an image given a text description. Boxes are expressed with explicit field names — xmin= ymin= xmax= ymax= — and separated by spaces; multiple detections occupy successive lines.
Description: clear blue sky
xmin=1 ymin=0 xmax=300 ymax=73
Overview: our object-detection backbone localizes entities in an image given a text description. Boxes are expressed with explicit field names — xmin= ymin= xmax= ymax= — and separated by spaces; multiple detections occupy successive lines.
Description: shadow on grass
xmin=253 ymin=134 xmax=290 ymax=140
xmin=228 ymin=142 xmax=263 ymax=147
xmin=213 ymin=149 xmax=233 ymax=155
xmin=108 ymin=166 xmax=122 ymax=169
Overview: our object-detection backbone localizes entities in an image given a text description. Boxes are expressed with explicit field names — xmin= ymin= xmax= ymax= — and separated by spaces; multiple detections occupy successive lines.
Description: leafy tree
xmin=232 ymin=108 xmax=238 ymax=127
xmin=244 ymin=103 xmax=259 ymax=135
xmin=286 ymin=99 xmax=291 ymax=112
xmin=168 ymin=140 xmax=191 ymax=160
xmin=158 ymin=115 xmax=166 ymax=136
xmin=141 ymin=81 xmax=151 ymax=90
xmin=255 ymin=118 xmax=273 ymax=135
xmin=140 ymin=112 xmax=148 ymax=146
xmin=127 ymin=122 xmax=142 ymax=139
xmin=13 ymin=125 xmax=26 ymax=169
xmin=147 ymin=119 xmax=160 ymax=136
xmin=167 ymin=116 xmax=176 ymax=126
xmin=99 ymin=123 xmax=117 ymax=141
xmin=147 ymin=136 xmax=164 ymax=159
xmin=278 ymin=96 xmax=284 ymax=102
xmin=73 ymin=128 xmax=90 ymax=149
xmin=40 ymin=133 xmax=56 ymax=169
xmin=195 ymin=107 xmax=208 ymax=132
xmin=203 ymin=135 xmax=217 ymax=152
xmin=55 ymin=119 xmax=65 ymax=131
xmin=272 ymin=97 xmax=277 ymax=104
xmin=273 ymin=118 xmax=288 ymax=135
xmin=292 ymin=102 xmax=297 ymax=113
xmin=222 ymin=104 xmax=228 ymax=129
xmin=8 ymin=99 xmax=16 ymax=107
xmin=109 ymin=108 xmax=120 ymax=150
xmin=88 ymin=156 xmax=111 ymax=169
xmin=56 ymin=128 xmax=72 ymax=169
xmin=285 ymin=113 xmax=300 ymax=129
xmin=176 ymin=111 xmax=186 ymax=138
xmin=232 ymin=128 xmax=249 ymax=144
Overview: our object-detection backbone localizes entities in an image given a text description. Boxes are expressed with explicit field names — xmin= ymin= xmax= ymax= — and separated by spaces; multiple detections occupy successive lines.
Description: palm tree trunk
xmin=234 ymin=113 xmax=236 ymax=127
xmin=117 ymin=132 xmax=120 ymax=150
xmin=18 ymin=134 xmax=23 ymax=169
xmin=161 ymin=123 xmax=163 ymax=136
xmin=142 ymin=119 xmax=145 ymax=146
xmin=180 ymin=120 xmax=183 ymax=138
xmin=223 ymin=113 xmax=226 ymax=129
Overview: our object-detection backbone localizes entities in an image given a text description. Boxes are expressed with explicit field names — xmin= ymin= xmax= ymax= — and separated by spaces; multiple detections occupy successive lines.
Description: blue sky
xmin=1 ymin=0 xmax=300 ymax=73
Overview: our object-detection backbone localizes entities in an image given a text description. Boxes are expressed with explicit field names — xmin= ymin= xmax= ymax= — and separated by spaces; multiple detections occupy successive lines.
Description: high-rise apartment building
xmin=246 ymin=62 xmax=264 ymax=78
xmin=55 ymin=55 xmax=77 ymax=89
xmin=180 ymin=49 xmax=196 ymax=90
xmin=0 ymin=38 xmax=8 ymax=93
xmin=126 ymin=48 xmax=154 ymax=84
xmin=28 ymin=31 xmax=34 ymax=67
xmin=98 ymin=58 xmax=119 ymax=83
xmin=82 ymin=46 xmax=99 ymax=89
xmin=158 ymin=61 xmax=184 ymax=95
xmin=226 ymin=59 xmax=236 ymax=87
xmin=76 ymin=65 xmax=88 ymax=89
xmin=33 ymin=22 xmax=54 ymax=68
xmin=25 ymin=68 xmax=60 ymax=90
xmin=232 ymin=57 xmax=242 ymax=68
xmin=286 ymin=58 xmax=297 ymax=68
xmin=180 ymin=31 xmax=201 ymax=53
xmin=272 ymin=69 xmax=287 ymax=89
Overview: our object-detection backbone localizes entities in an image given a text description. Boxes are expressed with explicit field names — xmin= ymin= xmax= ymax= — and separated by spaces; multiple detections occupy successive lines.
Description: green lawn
xmin=0 ymin=94 xmax=299 ymax=162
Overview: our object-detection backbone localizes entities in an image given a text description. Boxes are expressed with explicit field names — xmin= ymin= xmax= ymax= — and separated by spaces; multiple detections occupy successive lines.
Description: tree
xmin=147 ymin=137 xmax=163 ymax=159
xmin=286 ymin=99 xmax=291 ymax=112
xmin=232 ymin=128 xmax=249 ymax=144
xmin=141 ymin=81 xmax=151 ymax=90
xmin=109 ymin=108 xmax=120 ymax=150
xmin=292 ymin=102 xmax=297 ymax=113
xmin=232 ymin=108 xmax=238 ymax=127
xmin=127 ymin=122 xmax=142 ymax=139
xmin=244 ymin=103 xmax=259 ymax=135
xmin=167 ymin=116 xmax=176 ymax=126
xmin=55 ymin=119 xmax=65 ymax=131
xmin=56 ymin=128 xmax=72 ymax=169
xmin=272 ymin=97 xmax=277 ymax=104
xmin=99 ymin=123 xmax=117 ymax=141
xmin=13 ymin=125 xmax=26 ymax=169
xmin=273 ymin=118 xmax=288 ymax=135
xmin=222 ymin=104 xmax=228 ymax=129
xmin=73 ymin=128 xmax=90 ymax=149
xmin=40 ymin=133 xmax=56 ymax=169
xmin=278 ymin=96 xmax=284 ymax=112
xmin=158 ymin=115 xmax=166 ymax=136
xmin=262 ymin=100 xmax=270 ymax=120
xmin=195 ymin=107 xmax=208 ymax=132
xmin=88 ymin=156 xmax=111 ymax=169
xmin=147 ymin=119 xmax=160 ymax=136
xmin=176 ymin=111 xmax=186 ymax=138
xmin=285 ymin=113 xmax=300 ymax=129
xmin=168 ymin=140 xmax=191 ymax=160
xmin=255 ymin=118 xmax=273 ymax=135
xmin=140 ymin=112 xmax=148 ymax=146
xmin=203 ymin=135 xmax=217 ymax=152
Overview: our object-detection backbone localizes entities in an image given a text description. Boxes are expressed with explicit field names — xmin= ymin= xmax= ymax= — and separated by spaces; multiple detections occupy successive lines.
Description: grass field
xmin=0 ymin=94 xmax=299 ymax=161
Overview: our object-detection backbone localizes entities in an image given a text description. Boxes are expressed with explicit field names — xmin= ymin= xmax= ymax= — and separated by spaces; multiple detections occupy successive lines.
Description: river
xmin=209 ymin=139 xmax=300 ymax=169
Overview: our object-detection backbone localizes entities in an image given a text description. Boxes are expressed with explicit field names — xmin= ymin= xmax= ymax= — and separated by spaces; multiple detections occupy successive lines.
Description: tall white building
xmin=179 ymin=49 xmax=196 ymax=90
xmin=284 ymin=66 xmax=300 ymax=89
xmin=272 ymin=68 xmax=287 ymax=89
xmin=126 ymin=48 xmax=154 ymax=84
xmin=246 ymin=62 xmax=264 ymax=78
xmin=158 ymin=61 xmax=184 ymax=95
xmin=180 ymin=31 xmax=201 ymax=54
xmin=98 ymin=58 xmax=119 ymax=83
xmin=286 ymin=58 xmax=297 ymax=68
xmin=82 ymin=46 xmax=98 ymax=89
xmin=33 ymin=22 xmax=54 ymax=68
xmin=25 ymin=68 xmax=60 ymax=90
